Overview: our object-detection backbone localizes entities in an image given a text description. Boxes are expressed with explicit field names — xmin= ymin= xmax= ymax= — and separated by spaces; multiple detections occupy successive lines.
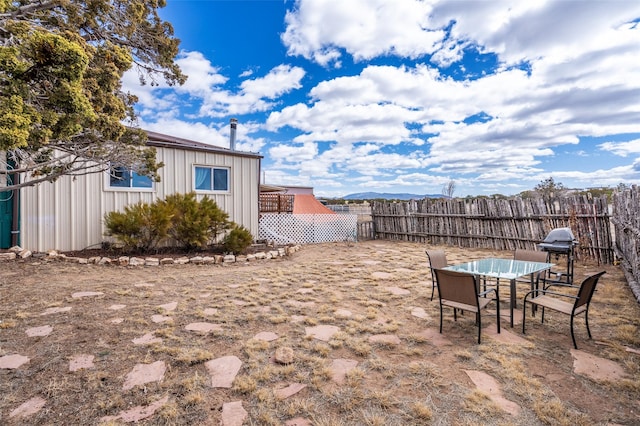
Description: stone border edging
xmin=0 ymin=245 xmax=301 ymax=266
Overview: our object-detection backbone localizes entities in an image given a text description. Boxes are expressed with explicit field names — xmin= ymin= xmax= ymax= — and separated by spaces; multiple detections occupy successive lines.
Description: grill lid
xmin=543 ymin=227 xmax=575 ymax=243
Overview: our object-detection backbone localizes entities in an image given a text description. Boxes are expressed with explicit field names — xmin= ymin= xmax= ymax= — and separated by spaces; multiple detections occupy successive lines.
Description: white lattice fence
xmin=259 ymin=214 xmax=358 ymax=245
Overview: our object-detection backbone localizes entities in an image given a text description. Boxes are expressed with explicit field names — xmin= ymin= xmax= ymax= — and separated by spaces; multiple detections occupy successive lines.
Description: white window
xmin=194 ymin=166 xmax=229 ymax=192
xmin=108 ymin=165 xmax=154 ymax=190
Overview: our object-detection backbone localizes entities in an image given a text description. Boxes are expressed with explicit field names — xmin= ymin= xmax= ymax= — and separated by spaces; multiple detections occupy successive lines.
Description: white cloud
xmin=599 ymin=139 xmax=640 ymax=157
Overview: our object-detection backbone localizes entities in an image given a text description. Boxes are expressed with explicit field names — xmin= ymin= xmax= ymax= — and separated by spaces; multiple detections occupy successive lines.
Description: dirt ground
xmin=1 ymin=240 xmax=639 ymax=425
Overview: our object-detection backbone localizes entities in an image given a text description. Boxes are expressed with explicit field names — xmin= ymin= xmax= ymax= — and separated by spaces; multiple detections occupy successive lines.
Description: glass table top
xmin=443 ymin=258 xmax=554 ymax=280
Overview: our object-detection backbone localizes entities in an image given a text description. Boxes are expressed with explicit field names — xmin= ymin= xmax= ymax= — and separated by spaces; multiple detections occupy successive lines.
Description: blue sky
xmin=122 ymin=0 xmax=640 ymax=198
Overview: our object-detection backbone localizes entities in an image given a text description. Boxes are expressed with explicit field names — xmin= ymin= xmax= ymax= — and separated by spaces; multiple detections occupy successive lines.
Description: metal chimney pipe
xmin=229 ymin=118 xmax=237 ymax=150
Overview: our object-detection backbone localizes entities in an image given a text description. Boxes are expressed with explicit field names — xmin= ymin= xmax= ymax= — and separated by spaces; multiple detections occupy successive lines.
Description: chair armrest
xmin=478 ymin=288 xmax=497 ymax=298
xmin=530 ymin=290 xmax=578 ymax=300
xmin=544 ymin=282 xmax=580 ymax=291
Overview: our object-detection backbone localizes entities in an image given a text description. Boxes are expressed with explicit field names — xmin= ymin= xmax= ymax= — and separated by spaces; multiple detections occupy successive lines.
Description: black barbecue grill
xmin=538 ymin=227 xmax=578 ymax=285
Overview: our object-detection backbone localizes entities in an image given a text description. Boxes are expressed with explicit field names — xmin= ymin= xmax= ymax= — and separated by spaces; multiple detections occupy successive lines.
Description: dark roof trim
xmin=145 ymin=130 xmax=262 ymax=160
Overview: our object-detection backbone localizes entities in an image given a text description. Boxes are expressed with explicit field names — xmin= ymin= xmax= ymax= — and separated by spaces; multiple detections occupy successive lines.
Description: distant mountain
xmin=342 ymin=192 xmax=444 ymax=200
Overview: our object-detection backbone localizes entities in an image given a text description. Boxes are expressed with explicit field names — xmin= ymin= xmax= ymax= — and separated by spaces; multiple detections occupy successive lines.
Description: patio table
xmin=443 ymin=258 xmax=554 ymax=328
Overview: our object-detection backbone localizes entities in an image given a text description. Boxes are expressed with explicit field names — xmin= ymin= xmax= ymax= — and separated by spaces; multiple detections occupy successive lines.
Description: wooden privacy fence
xmin=371 ymin=195 xmax=613 ymax=264
xmin=612 ymin=185 xmax=640 ymax=301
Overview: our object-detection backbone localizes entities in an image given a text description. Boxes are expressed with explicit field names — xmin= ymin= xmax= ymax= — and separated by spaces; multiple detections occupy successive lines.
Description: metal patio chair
xmin=522 ymin=271 xmax=606 ymax=349
xmin=434 ymin=268 xmax=500 ymax=344
xmin=425 ymin=249 xmax=448 ymax=300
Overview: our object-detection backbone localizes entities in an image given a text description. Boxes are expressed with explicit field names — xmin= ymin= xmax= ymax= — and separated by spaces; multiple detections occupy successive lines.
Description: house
xmin=0 ymin=126 xmax=263 ymax=252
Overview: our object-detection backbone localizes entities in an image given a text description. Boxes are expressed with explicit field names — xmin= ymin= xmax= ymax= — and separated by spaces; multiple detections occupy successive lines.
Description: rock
xmin=202 ymin=256 xmax=216 ymax=264
xmin=88 ymin=256 xmax=102 ymax=264
xmin=47 ymin=250 xmax=59 ymax=258
xmin=223 ymin=254 xmax=236 ymax=263
xmin=8 ymin=245 xmax=22 ymax=253
xmin=118 ymin=256 xmax=129 ymax=266
xmin=0 ymin=252 xmax=17 ymax=261
xmin=246 ymin=254 xmax=256 ymax=261
xmin=174 ymin=257 xmax=190 ymax=265
xmin=269 ymin=250 xmax=280 ymax=258
xmin=254 ymin=252 xmax=267 ymax=260
xmin=236 ymin=255 xmax=247 ymax=263
xmin=145 ymin=258 xmax=160 ymax=266
xmin=274 ymin=347 xmax=295 ymax=364
xmin=190 ymin=256 xmax=203 ymax=264
xmin=129 ymin=257 xmax=145 ymax=266
xmin=221 ymin=401 xmax=248 ymax=426
xmin=78 ymin=258 xmax=88 ymax=264
xmin=278 ymin=248 xmax=286 ymax=256
xmin=160 ymin=258 xmax=174 ymax=265
xmin=19 ymin=249 xmax=32 ymax=259
xmin=214 ymin=255 xmax=224 ymax=263
xmin=63 ymin=256 xmax=81 ymax=263
xmin=98 ymin=257 xmax=112 ymax=265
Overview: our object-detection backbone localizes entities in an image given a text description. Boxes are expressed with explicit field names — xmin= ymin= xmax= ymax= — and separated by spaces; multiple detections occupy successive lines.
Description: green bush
xmin=222 ymin=224 xmax=253 ymax=255
xmin=104 ymin=201 xmax=173 ymax=252
xmin=162 ymin=192 xmax=231 ymax=250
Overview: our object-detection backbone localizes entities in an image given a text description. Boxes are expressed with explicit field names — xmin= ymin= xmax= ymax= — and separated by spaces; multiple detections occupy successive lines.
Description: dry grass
xmin=0 ymin=240 xmax=639 ymax=425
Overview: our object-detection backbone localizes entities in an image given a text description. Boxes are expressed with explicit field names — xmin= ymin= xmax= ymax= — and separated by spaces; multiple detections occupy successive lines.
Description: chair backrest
xmin=434 ymin=269 xmax=478 ymax=308
xmin=426 ymin=249 xmax=448 ymax=269
xmin=575 ymin=271 xmax=606 ymax=310
xmin=514 ymin=249 xmax=548 ymax=263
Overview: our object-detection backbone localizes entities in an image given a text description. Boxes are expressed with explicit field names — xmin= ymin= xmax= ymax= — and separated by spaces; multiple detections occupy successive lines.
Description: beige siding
xmin=20 ymin=147 xmax=260 ymax=251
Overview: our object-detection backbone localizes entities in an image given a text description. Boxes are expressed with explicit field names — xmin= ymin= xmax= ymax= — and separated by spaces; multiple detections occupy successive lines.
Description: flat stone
xmin=40 ymin=306 xmax=71 ymax=315
xmin=291 ymin=315 xmax=306 ymax=323
xmin=369 ymin=334 xmax=401 ymax=345
xmin=296 ymin=288 xmax=314 ymax=294
xmin=101 ymin=395 xmax=169 ymax=423
xmin=223 ymin=254 xmax=236 ymax=263
xmin=202 ymin=256 xmax=216 ymax=264
xmin=26 ymin=325 xmax=53 ymax=337
xmin=174 ymin=257 xmax=190 ymax=264
xmin=98 ymin=257 xmax=112 ymax=265
xmin=221 ymin=401 xmax=247 ymax=426
xmin=571 ymin=349 xmax=627 ymax=381
xmin=386 ymin=286 xmax=410 ymax=295
xmin=109 ymin=304 xmax=126 ymax=310
xmin=416 ymin=328 xmax=453 ymax=347
xmin=69 ymin=354 xmax=95 ymax=372
xmin=19 ymin=249 xmax=32 ymax=259
xmin=151 ymin=314 xmax=172 ymax=323
xmin=135 ymin=282 xmax=154 ymax=288
xmin=123 ymin=361 xmax=166 ymax=390
xmin=305 ymin=325 xmax=340 ymax=342
xmin=160 ymin=258 xmax=174 ymax=265
xmin=410 ymin=307 xmax=429 ymax=319
xmin=71 ymin=291 xmax=104 ymax=298
xmin=361 ymin=260 xmax=381 ymax=265
xmin=465 ymin=370 xmax=521 ymax=416
xmin=110 ymin=318 xmax=124 ymax=324
xmin=0 ymin=354 xmax=30 ymax=369
xmin=185 ymin=322 xmax=222 ymax=333
xmin=275 ymin=382 xmax=307 ymax=400
xmin=335 ymin=309 xmax=352 ymax=318
xmin=484 ymin=326 xmax=529 ymax=345
xmin=203 ymin=308 xmax=218 ymax=315
xmin=9 ymin=397 xmax=46 ymax=419
xmin=118 ymin=256 xmax=129 ymax=266
xmin=158 ymin=301 xmax=178 ymax=311
xmin=254 ymin=331 xmax=279 ymax=341
xmin=205 ymin=356 xmax=242 ymax=388
xmin=232 ymin=299 xmax=247 ymax=306
xmin=132 ymin=333 xmax=162 ymax=345
xmin=330 ymin=358 xmax=358 ymax=384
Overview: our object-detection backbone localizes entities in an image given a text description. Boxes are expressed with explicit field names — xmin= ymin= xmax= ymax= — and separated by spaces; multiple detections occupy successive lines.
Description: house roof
xmin=145 ymin=130 xmax=262 ymax=160
xmin=293 ymin=194 xmax=337 ymax=214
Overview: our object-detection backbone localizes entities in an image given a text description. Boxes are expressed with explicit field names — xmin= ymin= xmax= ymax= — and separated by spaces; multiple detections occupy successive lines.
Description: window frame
xmin=193 ymin=165 xmax=230 ymax=193
xmin=105 ymin=164 xmax=155 ymax=192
